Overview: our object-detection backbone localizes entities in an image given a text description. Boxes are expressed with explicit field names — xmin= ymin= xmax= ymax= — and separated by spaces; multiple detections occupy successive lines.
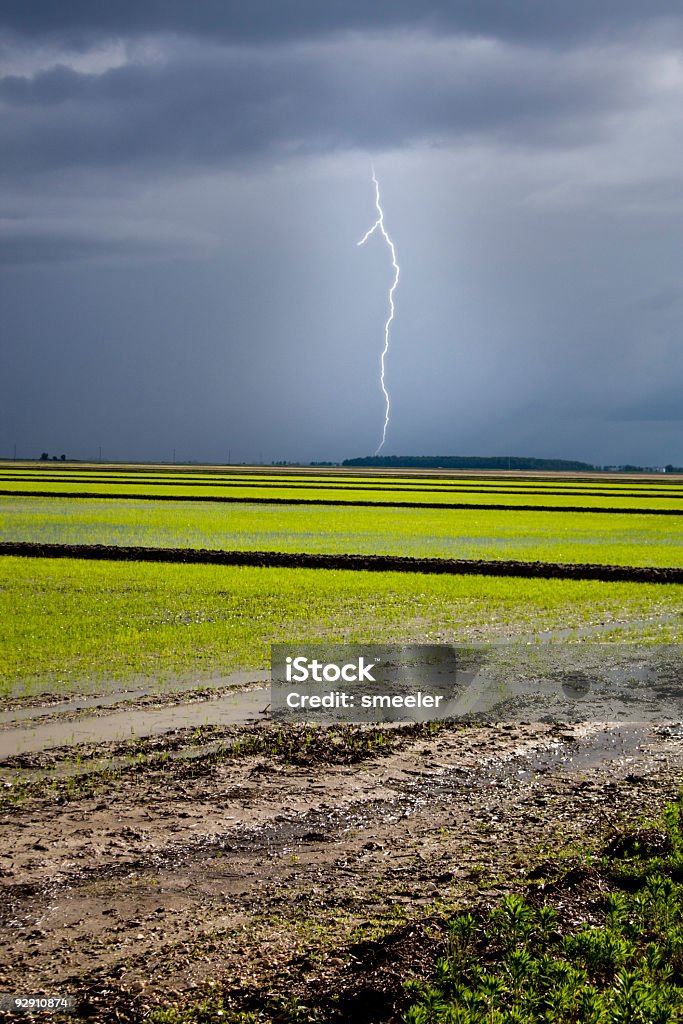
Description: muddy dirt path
xmin=2 ymin=720 xmax=683 ymax=1021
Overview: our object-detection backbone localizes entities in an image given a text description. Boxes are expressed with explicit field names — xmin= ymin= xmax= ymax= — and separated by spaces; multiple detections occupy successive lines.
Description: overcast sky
xmin=2 ymin=2 xmax=683 ymax=465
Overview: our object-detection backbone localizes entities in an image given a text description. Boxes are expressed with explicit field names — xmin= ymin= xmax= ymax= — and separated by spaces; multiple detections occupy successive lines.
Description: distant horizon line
xmin=1 ymin=453 xmax=681 ymax=475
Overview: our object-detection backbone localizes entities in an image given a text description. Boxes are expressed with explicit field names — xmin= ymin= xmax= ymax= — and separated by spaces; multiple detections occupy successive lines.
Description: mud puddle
xmin=503 ymin=722 xmax=649 ymax=780
xmin=0 ymin=669 xmax=269 ymax=723
xmin=2 ymin=614 xmax=679 ymax=763
xmin=4 ymin=628 xmax=681 ymax=758
xmin=0 ymin=687 xmax=270 ymax=758
xmin=428 ymin=642 xmax=683 ymax=723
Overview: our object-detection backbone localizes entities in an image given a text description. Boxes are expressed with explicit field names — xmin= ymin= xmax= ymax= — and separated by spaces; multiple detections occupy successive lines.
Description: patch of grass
xmin=405 ymin=799 xmax=683 ymax=1023
xmin=5 ymin=465 xmax=683 ymax=492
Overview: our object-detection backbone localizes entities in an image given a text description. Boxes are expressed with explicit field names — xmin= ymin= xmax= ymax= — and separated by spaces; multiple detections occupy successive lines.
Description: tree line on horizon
xmin=342 ymin=455 xmax=682 ymax=472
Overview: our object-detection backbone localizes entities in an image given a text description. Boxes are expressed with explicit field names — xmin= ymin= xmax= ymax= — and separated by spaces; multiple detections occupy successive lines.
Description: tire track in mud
xmin=1 ymin=489 xmax=682 ymax=514
xmin=1 ymin=540 xmax=683 ymax=584
xmin=0 ymin=725 xmax=632 ymax=911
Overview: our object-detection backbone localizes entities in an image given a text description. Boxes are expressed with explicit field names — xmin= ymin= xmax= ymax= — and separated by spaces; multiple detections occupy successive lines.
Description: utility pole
xmin=13 ymin=443 xmax=16 ymax=460
xmin=98 ymin=445 xmax=102 ymax=463
xmin=172 ymin=448 xmax=176 ymax=465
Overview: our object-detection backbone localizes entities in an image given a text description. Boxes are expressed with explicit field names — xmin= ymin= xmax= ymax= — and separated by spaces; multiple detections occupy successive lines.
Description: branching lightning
xmin=357 ymin=166 xmax=399 ymax=454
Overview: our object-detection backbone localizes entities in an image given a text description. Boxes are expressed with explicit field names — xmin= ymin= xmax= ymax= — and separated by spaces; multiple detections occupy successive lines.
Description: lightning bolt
xmin=357 ymin=166 xmax=399 ymax=454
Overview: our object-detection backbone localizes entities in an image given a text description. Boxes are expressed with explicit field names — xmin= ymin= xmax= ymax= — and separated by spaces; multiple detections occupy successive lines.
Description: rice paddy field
xmin=1 ymin=462 xmax=683 ymax=698
xmin=3 ymin=497 xmax=683 ymax=564
xmin=2 ymin=461 xmax=683 ymax=1023
xmin=2 ymin=470 xmax=683 ymax=510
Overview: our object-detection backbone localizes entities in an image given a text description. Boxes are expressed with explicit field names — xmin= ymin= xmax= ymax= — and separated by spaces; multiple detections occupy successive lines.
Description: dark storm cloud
xmin=2 ymin=0 xmax=683 ymax=47
xmin=2 ymin=2 xmax=683 ymax=466
xmin=0 ymin=37 xmax=643 ymax=178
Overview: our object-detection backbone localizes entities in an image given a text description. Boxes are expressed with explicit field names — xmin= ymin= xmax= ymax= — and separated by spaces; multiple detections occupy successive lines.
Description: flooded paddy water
xmin=0 ymin=678 xmax=270 ymax=759
xmin=2 ymin=612 xmax=680 ymax=760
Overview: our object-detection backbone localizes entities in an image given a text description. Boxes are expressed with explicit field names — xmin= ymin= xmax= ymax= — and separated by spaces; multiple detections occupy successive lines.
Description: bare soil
xmin=2 ymin=541 xmax=683 ymax=583
xmin=2 ymin=716 xmax=683 ymax=1022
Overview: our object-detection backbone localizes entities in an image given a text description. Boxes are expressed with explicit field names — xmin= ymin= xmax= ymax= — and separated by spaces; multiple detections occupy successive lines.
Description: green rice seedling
xmin=2 ymin=463 xmax=683 ymax=512
xmin=3 ymin=555 xmax=682 ymax=699
xmin=2 ymin=496 xmax=682 ymax=566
